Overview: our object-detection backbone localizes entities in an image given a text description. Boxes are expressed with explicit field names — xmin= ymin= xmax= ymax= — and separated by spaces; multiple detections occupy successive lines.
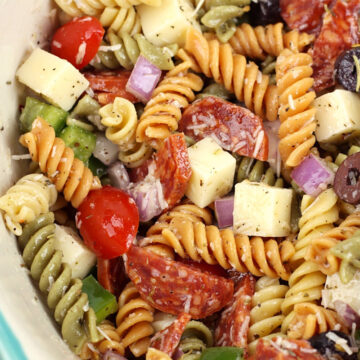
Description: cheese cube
xmin=314 ymin=89 xmax=360 ymax=143
xmin=185 ymin=137 xmax=236 ymax=208
xmin=16 ymin=48 xmax=89 ymax=111
xmin=233 ymin=180 xmax=293 ymax=237
xmin=137 ymin=0 xmax=201 ymax=46
xmin=54 ymin=225 xmax=96 ymax=279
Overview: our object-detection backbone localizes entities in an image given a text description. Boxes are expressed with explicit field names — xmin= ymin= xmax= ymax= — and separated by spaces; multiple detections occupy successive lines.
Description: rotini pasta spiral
xmin=287 ymin=303 xmax=345 ymax=340
xmin=290 ymin=189 xmax=339 ymax=267
xmin=143 ymin=216 xmax=295 ymax=280
xmin=80 ymin=320 xmax=125 ymax=359
xmin=100 ymin=6 xmax=141 ymax=36
xmin=19 ymin=213 xmax=102 ymax=354
xmin=275 ymin=49 xmax=317 ymax=167
xmin=229 ymin=23 xmax=315 ymax=60
xmin=248 ymin=277 xmax=288 ymax=354
xmin=136 ymin=60 xmax=203 ymax=147
xmin=305 ymin=212 xmax=360 ymax=275
xmin=0 ymin=174 xmax=57 ymax=236
xmin=182 ymin=27 xmax=279 ymax=121
xmin=116 ymin=282 xmax=155 ymax=357
xmin=19 ymin=118 xmax=101 ymax=208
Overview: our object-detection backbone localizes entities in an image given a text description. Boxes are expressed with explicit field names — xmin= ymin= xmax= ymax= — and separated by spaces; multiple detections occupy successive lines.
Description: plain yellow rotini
xmin=248 ymin=277 xmax=288 ymax=354
xmin=305 ymin=212 xmax=360 ymax=275
xmin=146 ymin=348 xmax=172 ymax=360
xmin=136 ymin=60 xmax=203 ymax=148
xmin=275 ymin=49 xmax=317 ymax=167
xmin=228 ymin=23 xmax=315 ymax=60
xmin=80 ymin=320 xmax=125 ymax=359
xmin=116 ymin=282 xmax=155 ymax=357
xmin=287 ymin=303 xmax=344 ymax=340
xmin=143 ymin=216 xmax=295 ymax=280
xmin=19 ymin=118 xmax=101 ymax=208
xmin=182 ymin=27 xmax=279 ymax=121
xmin=100 ymin=6 xmax=141 ymax=36
xmin=290 ymin=189 xmax=339 ymax=267
xmin=0 ymin=174 xmax=57 ymax=236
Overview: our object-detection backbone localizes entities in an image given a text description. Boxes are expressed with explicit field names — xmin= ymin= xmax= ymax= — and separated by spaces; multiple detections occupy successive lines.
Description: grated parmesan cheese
xmin=75 ymin=41 xmax=87 ymax=65
xmin=11 ymin=154 xmax=32 ymax=160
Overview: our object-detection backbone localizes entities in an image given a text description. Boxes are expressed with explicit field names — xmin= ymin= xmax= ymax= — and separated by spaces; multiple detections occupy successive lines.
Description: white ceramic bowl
xmin=0 ymin=1 xmax=77 ymax=359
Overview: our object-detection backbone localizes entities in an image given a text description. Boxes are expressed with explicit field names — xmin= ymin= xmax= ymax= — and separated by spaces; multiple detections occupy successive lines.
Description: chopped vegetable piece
xmin=88 ymin=156 xmax=107 ymax=178
xmin=82 ymin=275 xmax=118 ymax=324
xmin=290 ymin=154 xmax=334 ymax=197
xmin=108 ymin=162 xmax=130 ymax=191
xmin=20 ymin=97 xmax=67 ymax=135
xmin=126 ymin=55 xmax=162 ymax=103
xmin=335 ymin=47 xmax=360 ymax=92
xmin=59 ymin=125 xmax=96 ymax=163
xmin=214 ymin=196 xmax=234 ymax=228
xmin=179 ymin=96 xmax=268 ymax=161
xmin=76 ymin=186 xmax=139 ymax=259
xmin=93 ymin=133 xmax=119 ymax=166
xmin=125 ymin=246 xmax=234 ymax=319
xmin=333 ymin=300 xmax=360 ymax=328
xmin=250 ymin=0 xmax=282 ymax=26
xmin=51 ymin=16 xmax=104 ymax=70
xmin=200 ymin=347 xmax=244 ymax=360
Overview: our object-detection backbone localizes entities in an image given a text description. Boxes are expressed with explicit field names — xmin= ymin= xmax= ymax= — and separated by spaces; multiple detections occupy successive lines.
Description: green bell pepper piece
xmin=20 ymin=97 xmax=67 ymax=135
xmin=88 ymin=156 xmax=107 ymax=178
xmin=82 ymin=275 xmax=118 ymax=324
xmin=59 ymin=125 xmax=96 ymax=163
xmin=200 ymin=347 xmax=244 ymax=360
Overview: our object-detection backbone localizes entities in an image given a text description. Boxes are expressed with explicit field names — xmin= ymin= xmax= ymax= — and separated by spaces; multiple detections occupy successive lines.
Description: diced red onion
xmin=291 ymin=154 xmax=334 ymax=197
xmin=93 ymin=133 xmax=119 ymax=165
xmin=334 ymin=300 xmax=360 ymax=328
xmin=103 ymin=350 xmax=128 ymax=360
xmin=215 ymin=196 xmax=234 ymax=228
xmin=108 ymin=161 xmax=130 ymax=190
xmin=173 ymin=348 xmax=184 ymax=360
xmin=263 ymin=120 xmax=281 ymax=176
xmin=126 ymin=55 xmax=161 ymax=103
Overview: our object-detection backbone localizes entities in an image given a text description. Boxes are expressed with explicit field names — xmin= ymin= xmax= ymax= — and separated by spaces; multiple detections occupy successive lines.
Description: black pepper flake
xmin=5 ymin=81 xmax=11 ymax=85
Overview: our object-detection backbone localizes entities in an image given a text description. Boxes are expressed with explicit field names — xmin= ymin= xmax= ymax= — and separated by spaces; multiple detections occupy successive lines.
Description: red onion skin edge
xmin=102 ymin=350 xmax=128 ymax=360
xmin=334 ymin=300 xmax=360 ymax=328
xmin=215 ymin=196 xmax=234 ymax=228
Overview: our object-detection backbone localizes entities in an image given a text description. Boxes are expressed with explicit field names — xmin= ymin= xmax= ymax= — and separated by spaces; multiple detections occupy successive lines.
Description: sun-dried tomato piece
xmin=125 ymin=246 xmax=234 ymax=319
xmin=179 ymin=96 xmax=268 ymax=161
xmin=280 ymin=0 xmax=332 ymax=35
xmin=150 ymin=313 xmax=191 ymax=356
xmin=254 ymin=338 xmax=325 ymax=360
xmin=84 ymin=70 xmax=138 ymax=104
xmin=154 ymin=133 xmax=192 ymax=208
xmin=312 ymin=0 xmax=360 ymax=92
xmin=215 ymin=273 xmax=255 ymax=353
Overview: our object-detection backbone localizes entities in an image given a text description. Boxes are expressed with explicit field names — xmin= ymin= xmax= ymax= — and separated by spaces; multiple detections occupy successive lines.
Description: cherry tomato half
xmin=51 ymin=16 xmax=104 ymax=69
xmin=76 ymin=186 xmax=139 ymax=259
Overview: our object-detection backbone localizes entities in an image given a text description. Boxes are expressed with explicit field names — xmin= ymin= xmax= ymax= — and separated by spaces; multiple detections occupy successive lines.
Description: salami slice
xmin=215 ymin=273 xmax=255 ymax=352
xmin=124 ymin=246 xmax=234 ymax=319
xmin=179 ymin=96 xmax=268 ymax=161
xmin=150 ymin=313 xmax=191 ymax=356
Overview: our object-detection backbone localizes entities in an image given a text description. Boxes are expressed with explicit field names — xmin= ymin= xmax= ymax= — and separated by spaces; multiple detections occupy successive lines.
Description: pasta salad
xmin=1 ymin=0 xmax=360 ymax=359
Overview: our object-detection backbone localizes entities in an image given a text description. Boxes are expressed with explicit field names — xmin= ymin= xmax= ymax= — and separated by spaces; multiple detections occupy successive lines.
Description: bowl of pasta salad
xmin=1 ymin=0 xmax=360 ymax=359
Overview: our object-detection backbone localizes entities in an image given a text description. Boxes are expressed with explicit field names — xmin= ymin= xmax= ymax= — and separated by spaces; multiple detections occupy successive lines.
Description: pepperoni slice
xmin=254 ymin=338 xmax=325 ymax=360
xmin=84 ymin=70 xmax=138 ymax=104
xmin=150 ymin=313 xmax=191 ymax=356
xmin=154 ymin=133 xmax=192 ymax=208
xmin=179 ymin=96 xmax=268 ymax=161
xmin=312 ymin=0 xmax=360 ymax=92
xmin=280 ymin=0 xmax=332 ymax=35
xmin=124 ymin=246 xmax=234 ymax=319
xmin=215 ymin=273 xmax=255 ymax=352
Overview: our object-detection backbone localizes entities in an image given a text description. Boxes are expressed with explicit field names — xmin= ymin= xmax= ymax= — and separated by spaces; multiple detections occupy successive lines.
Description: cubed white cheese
xmin=137 ymin=0 xmax=201 ymax=46
xmin=185 ymin=137 xmax=236 ymax=208
xmin=16 ymin=48 xmax=89 ymax=111
xmin=314 ymin=89 xmax=360 ymax=143
xmin=233 ymin=180 xmax=293 ymax=237
xmin=54 ymin=224 xmax=96 ymax=279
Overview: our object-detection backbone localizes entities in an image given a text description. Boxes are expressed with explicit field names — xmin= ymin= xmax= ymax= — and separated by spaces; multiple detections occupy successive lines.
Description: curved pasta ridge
xmin=116 ymin=282 xmax=155 ymax=357
xmin=19 ymin=213 xmax=101 ymax=354
xmin=143 ymin=216 xmax=295 ymax=280
xmin=19 ymin=117 xmax=101 ymax=208
xmin=182 ymin=27 xmax=279 ymax=121
xmin=248 ymin=277 xmax=288 ymax=354
xmin=136 ymin=61 xmax=204 ymax=147
xmin=275 ymin=49 xmax=317 ymax=167
xmin=229 ymin=23 xmax=315 ymax=60
xmin=0 ymin=174 xmax=57 ymax=236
